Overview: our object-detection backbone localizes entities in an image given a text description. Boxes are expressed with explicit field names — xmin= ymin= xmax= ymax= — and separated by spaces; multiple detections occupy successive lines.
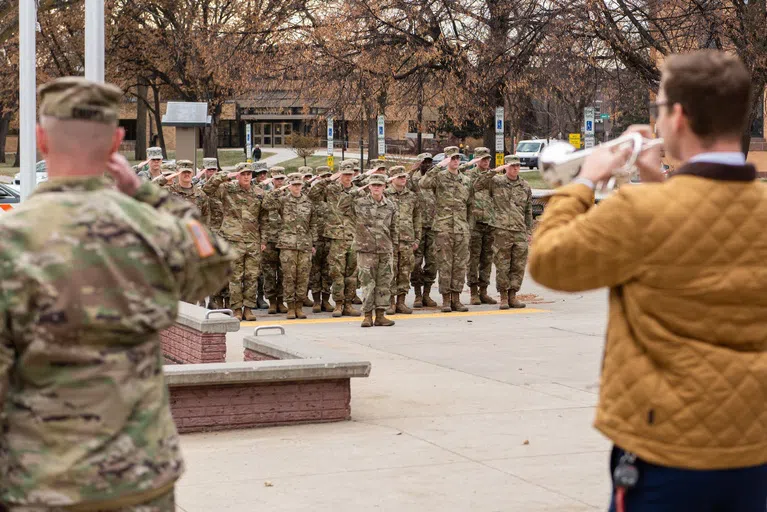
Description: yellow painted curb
xmin=240 ymin=307 xmax=549 ymax=327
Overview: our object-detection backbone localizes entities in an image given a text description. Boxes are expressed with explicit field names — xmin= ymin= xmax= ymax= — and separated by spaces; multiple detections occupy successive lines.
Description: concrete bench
xmin=161 ymin=302 xmax=240 ymax=364
xmin=165 ymin=326 xmax=371 ymax=433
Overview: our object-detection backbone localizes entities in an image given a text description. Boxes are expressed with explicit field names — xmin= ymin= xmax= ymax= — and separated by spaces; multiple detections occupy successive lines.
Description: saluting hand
xmin=106 ymin=153 xmax=141 ymax=196
xmin=437 ymin=157 xmax=450 ymax=168
xmin=330 ymin=172 xmax=342 ymax=181
xmin=227 ymin=171 xmax=239 ymax=179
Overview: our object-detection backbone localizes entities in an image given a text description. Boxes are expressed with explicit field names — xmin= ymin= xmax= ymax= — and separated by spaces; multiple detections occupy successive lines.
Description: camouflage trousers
xmin=280 ymin=249 xmax=312 ymax=303
xmin=310 ymin=238 xmax=332 ymax=295
xmin=411 ymin=228 xmax=437 ymax=288
xmin=228 ymin=240 xmax=261 ymax=309
xmin=261 ymin=242 xmax=283 ymax=299
xmin=3 ymin=489 xmax=175 ymax=512
xmin=358 ymin=252 xmax=393 ymax=313
xmin=392 ymin=242 xmax=416 ymax=296
xmin=494 ymin=230 xmax=528 ymax=293
xmin=435 ymin=231 xmax=469 ymax=295
xmin=328 ymin=238 xmax=358 ymax=302
xmin=468 ymin=222 xmax=494 ymax=288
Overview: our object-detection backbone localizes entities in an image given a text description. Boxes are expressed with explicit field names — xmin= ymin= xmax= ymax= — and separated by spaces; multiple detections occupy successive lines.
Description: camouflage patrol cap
xmin=161 ymin=161 xmax=176 ymax=172
xmin=340 ymin=165 xmax=355 ymax=175
xmin=203 ymin=157 xmax=218 ymax=169
xmin=505 ymin=155 xmax=521 ymax=165
xmin=253 ymin=161 xmax=269 ymax=174
xmin=388 ymin=166 xmax=407 ymax=179
xmin=298 ymin=166 xmax=314 ymax=177
xmin=474 ymin=147 xmax=491 ymax=159
xmin=287 ymin=172 xmax=305 ymax=185
xmin=147 ymin=147 xmax=163 ymax=160
xmin=417 ymin=152 xmax=433 ymax=161
xmin=269 ymin=166 xmax=287 ymax=179
xmin=235 ymin=162 xmax=253 ymax=174
xmin=367 ymin=174 xmax=387 ymax=186
xmin=370 ymin=162 xmax=388 ymax=173
xmin=339 ymin=160 xmax=355 ymax=170
xmin=176 ymin=159 xmax=194 ymax=173
xmin=444 ymin=146 xmax=460 ymax=158
xmin=315 ymin=166 xmax=332 ymax=176
xmin=38 ymin=76 xmax=122 ymax=124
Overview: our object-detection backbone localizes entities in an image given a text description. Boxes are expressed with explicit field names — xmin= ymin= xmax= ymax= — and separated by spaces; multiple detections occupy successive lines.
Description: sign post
xmin=568 ymin=133 xmax=581 ymax=148
xmin=327 ymin=117 xmax=334 ymax=168
xmin=245 ymin=124 xmax=252 ymax=162
xmin=377 ymin=115 xmax=385 ymax=160
xmin=584 ymin=107 xmax=596 ymax=149
xmin=495 ymin=106 xmax=504 ymax=167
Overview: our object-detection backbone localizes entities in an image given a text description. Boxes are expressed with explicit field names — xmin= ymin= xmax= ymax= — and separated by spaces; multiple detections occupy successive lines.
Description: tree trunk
xmin=13 ymin=141 xmax=20 ymax=167
xmin=742 ymin=80 xmax=765 ymax=157
xmin=202 ymin=114 xmax=219 ymax=158
xmin=416 ymin=75 xmax=424 ymax=154
xmin=135 ymin=77 xmax=148 ymax=160
xmin=151 ymin=82 xmax=167 ymax=158
xmin=0 ymin=111 xmax=11 ymax=163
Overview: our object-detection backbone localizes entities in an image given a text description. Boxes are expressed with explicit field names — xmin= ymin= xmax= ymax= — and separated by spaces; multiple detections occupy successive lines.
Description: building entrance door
xmin=252 ymin=122 xmax=293 ymax=148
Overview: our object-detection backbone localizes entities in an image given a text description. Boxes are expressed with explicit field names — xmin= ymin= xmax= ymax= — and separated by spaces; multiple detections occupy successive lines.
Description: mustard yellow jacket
xmin=529 ymin=163 xmax=767 ymax=470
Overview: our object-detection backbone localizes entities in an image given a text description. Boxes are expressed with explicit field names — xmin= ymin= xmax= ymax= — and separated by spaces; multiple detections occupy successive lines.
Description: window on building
xmin=217 ymin=121 xmax=241 ymax=148
xmin=119 ymin=119 xmax=137 ymax=141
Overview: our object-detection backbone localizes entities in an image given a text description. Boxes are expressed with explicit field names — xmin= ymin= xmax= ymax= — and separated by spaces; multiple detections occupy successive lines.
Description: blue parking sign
xmin=586 ymin=121 xmax=593 ymax=132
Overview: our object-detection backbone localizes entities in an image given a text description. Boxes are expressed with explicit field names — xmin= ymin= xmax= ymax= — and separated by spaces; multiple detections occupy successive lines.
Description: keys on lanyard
xmin=613 ymin=452 xmax=639 ymax=512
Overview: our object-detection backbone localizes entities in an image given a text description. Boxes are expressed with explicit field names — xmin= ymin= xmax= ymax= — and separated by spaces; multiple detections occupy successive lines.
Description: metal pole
xmin=19 ymin=1 xmax=37 ymax=201
xmin=85 ymin=0 xmax=105 ymax=82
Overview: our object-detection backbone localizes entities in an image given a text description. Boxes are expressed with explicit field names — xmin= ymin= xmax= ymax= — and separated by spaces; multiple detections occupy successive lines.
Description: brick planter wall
xmin=161 ymin=323 xmax=227 ymax=364
xmin=244 ymin=348 xmax=278 ymax=361
xmin=169 ymin=379 xmax=351 ymax=433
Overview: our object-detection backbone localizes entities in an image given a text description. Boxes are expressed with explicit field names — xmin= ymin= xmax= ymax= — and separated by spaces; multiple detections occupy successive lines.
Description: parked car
xmin=13 ymin=160 xmax=48 ymax=188
xmin=514 ymin=140 xmax=548 ymax=169
xmin=0 ymin=182 xmax=21 ymax=212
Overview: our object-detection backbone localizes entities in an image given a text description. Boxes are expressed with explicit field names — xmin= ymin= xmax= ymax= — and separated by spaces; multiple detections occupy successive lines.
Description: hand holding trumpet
xmin=579 ymin=126 xmax=665 ymax=186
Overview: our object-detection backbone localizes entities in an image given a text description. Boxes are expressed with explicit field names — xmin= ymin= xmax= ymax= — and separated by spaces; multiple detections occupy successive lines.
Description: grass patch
xmin=276 ymin=155 xmax=334 ymax=173
xmin=520 ymin=171 xmax=551 ymax=189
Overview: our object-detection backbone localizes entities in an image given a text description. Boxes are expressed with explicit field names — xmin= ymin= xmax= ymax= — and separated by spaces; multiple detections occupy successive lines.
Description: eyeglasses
xmin=649 ymin=101 xmax=669 ymax=118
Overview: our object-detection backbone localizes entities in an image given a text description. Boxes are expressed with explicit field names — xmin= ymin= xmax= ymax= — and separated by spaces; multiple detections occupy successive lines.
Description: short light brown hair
xmin=661 ymin=50 xmax=752 ymax=142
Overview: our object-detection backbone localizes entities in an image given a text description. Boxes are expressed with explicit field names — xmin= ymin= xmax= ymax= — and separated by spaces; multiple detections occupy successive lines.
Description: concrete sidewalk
xmin=175 ymin=275 xmax=613 ymax=511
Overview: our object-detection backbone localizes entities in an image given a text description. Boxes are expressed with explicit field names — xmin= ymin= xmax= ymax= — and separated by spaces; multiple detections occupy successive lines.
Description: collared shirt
xmin=688 ymin=152 xmax=746 ymax=166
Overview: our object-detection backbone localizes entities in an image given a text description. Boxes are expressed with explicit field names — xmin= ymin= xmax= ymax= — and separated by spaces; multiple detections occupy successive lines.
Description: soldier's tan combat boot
xmin=396 ymin=294 xmax=413 ymax=314
xmin=321 ymin=293 xmax=333 ymax=312
xmin=413 ymin=286 xmax=424 ymax=308
xmin=374 ymin=309 xmax=395 ymax=327
xmin=469 ymin=285 xmax=481 ymax=305
xmin=386 ymin=296 xmax=396 ymax=315
xmin=441 ymin=294 xmax=452 ymax=313
xmin=451 ymin=292 xmax=469 ymax=312
xmin=499 ymin=293 xmax=510 ymax=310
xmin=302 ymin=295 xmax=313 ymax=307
xmin=243 ymin=307 xmax=258 ymax=321
xmin=233 ymin=308 xmax=243 ymax=321
xmin=277 ymin=298 xmax=289 ymax=314
xmin=479 ymin=286 xmax=497 ymax=305
xmin=361 ymin=312 xmax=373 ymax=328
xmin=295 ymin=303 xmax=307 ymax=319
xmin=286 ymin=302 xmax=297 ymax=320
xmin=423 ymin=286 xmax=438 ymax=308
xmin=268 ymin=296 xmax=278 ymax=315
xmin=312 ymin=292 xmax=322 ymax=313
xmin=509 ymin=292 xmax=526 ymax=309
xmin=332 ymin=301 xmax=344 ymax=318
xmin=343 ymin=301 xmax=361 ymax=317
xmin=352 ymin=293 xmax=363 ymax=305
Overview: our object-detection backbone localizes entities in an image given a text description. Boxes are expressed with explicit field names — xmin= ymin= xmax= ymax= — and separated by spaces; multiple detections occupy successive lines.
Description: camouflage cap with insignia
xmin=253 ymin=161 xmax=269 ymax=174
xmin=147 ymin=147 xmax=163 ymax=160
xmin=235 ymin=162 xmax=253 ymax=174
xmin=388 ymin=166 xmax=407 ymax=179
xmin=370 ymin=162 xmax=388 ymax=172
xmin=417 ymin=152 xmax=433 ymax=161
xmin=161 ymin=161 xmax=177 ymax=172
xmin=269 ymin=166 xmax=287 ymax=179
xmin=444 ymin=146 xmax=460 ymax=158
xmin=298 ymin=166 xmax=314 ymax=176
xmin=340 ymin=165 xmax=355 ymax=175
xmin=315 ymin=165 xmax=332 ymax=176
xmin=367 ymin=174 xmax=387 ymax=186
xmin=474 ymin=147 xmax=491 ymax=159
xmin=203 ymin=157 xmax=218 ymax=169
xmin=176 ymin=159 xmax=194 ymax=172
xmin=505 ymin=155 xmax=521 ymax=165
xmin=287 ymin=172 xmax=305 ymax=185
xmin=38 ymin=76 xmax=122 ymax=124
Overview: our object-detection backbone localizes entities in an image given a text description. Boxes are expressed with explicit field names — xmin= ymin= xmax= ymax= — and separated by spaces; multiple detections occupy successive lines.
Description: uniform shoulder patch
xmin=185 ymin=219 xmax=215 ymax=258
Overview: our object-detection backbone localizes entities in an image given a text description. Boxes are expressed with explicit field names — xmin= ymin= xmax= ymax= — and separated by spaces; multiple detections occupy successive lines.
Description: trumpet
xmin=538 ymin=132 xmax=664 ymax=190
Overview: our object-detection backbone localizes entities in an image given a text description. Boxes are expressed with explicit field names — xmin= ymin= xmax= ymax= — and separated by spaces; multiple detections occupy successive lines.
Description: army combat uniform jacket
xmin=418 ymin=167 xmax=473 ymax=236
xmin=308 ymin=179 xmax=358 ymax=241
xmin=202 ymin=171 xmax=265 ymax=243
xmin=262 ymin=190 xmax=318 ymax=251
xmin=385 ymin=186 xmax=422 ymax=243
xmin=341 ymin=193 xmax=399 ymax=253
xmin=474 ymin=172 xmax=533 ymax=236
xmin=0 ymin=177 xmax=232 ymax=508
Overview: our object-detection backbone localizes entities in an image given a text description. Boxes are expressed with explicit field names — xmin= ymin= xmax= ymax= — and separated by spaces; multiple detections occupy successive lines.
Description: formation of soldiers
xmin=132 ymin=144 xmax=534 ymax=327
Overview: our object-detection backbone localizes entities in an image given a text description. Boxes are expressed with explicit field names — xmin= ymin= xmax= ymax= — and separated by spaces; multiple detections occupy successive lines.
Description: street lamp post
xmin=19 ymin=1 xmax=37 ymax=201
xmin=85 ymin=0 xmax=105 ymax=82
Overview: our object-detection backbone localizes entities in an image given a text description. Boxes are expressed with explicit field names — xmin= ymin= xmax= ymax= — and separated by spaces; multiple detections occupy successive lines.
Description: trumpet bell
xmin=539 ymin=141 xmax=584 ymax=188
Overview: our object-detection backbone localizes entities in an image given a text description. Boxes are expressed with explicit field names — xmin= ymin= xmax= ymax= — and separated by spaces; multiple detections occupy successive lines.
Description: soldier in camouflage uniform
xmin=419 ymin=146 xmax=473 ymax=313
xmin=261 ymin=168 xmax=289 ymax=315
xmin=202 ymin=163 xmax=266 ymax=321
xmin=340 ymin=174 xmax=399 ymax=327
xmin=295 ymin=166 xmax=316 ymax=307
xmin=193 ymin=158 xmax=228 ymax=309
xmin=474 ymin=155 xmax=532 ymax=309
xmin=253 ymin=162 xmax=271 ymax=310
xmin=308 ymin=163 xmax=360 ymax=317
xmin=133 ymin=146 xmax=164 ymax=181
xmin=309 ymin=165 xmax=334 ymax=313
xmin=154 ymin=160 xmax=210 ymax=225
xmin=408 ymin=153 xmax=439 ymax=308
xmin=353 ymin=162 xmax=387 ymax=188
xmin=262 ymin=173 xmax=318 ymax=320
xmin=385 ymin=166 xmax=422 ymax=315
xmin=465 ymin=147 xmax=498 ymax=306
xmin=0 ymin=77 xmax=232 ymax=511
